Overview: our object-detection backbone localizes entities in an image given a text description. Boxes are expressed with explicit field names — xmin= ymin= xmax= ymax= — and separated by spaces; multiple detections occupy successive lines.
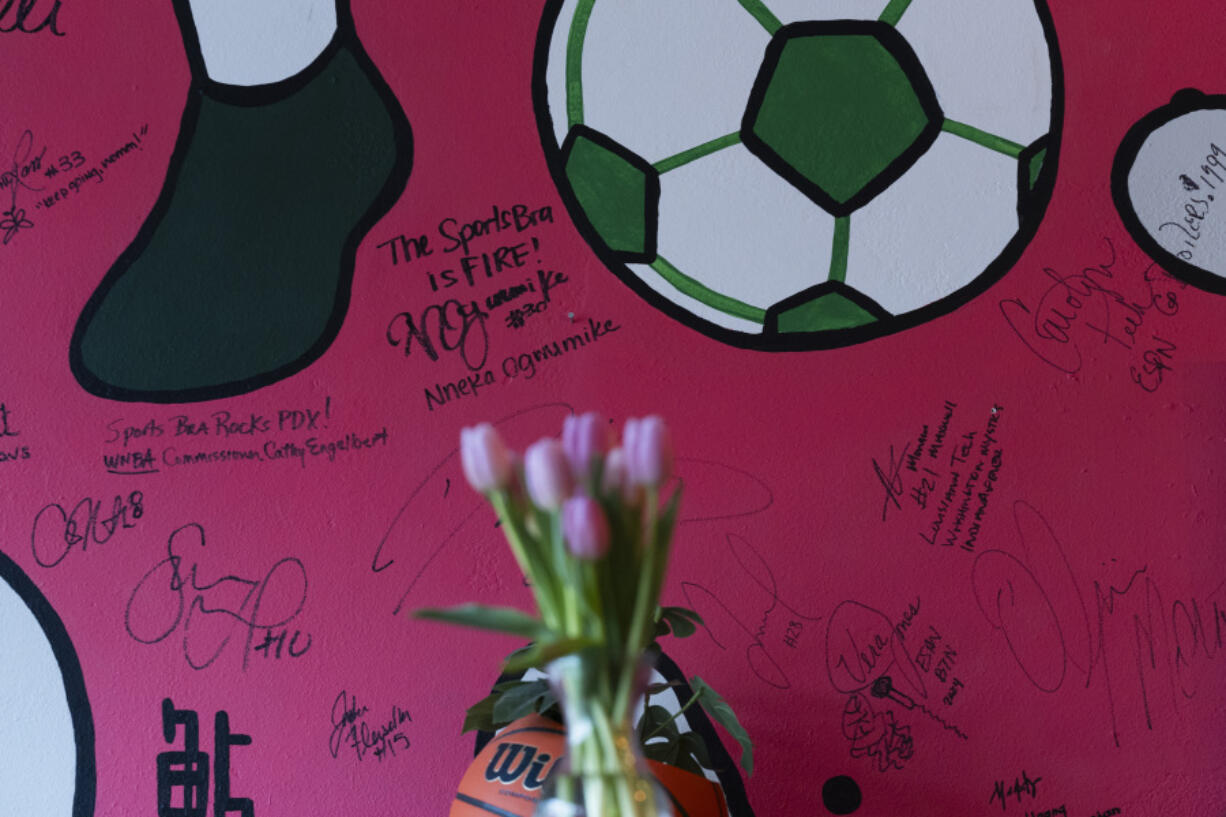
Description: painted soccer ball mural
xmin=534 ymin=0 xmax=1062 ymax=348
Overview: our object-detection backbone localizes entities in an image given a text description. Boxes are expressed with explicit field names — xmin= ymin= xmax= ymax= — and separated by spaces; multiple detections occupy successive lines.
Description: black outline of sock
xmin=69 ymin=0 xmax=413 ymax=403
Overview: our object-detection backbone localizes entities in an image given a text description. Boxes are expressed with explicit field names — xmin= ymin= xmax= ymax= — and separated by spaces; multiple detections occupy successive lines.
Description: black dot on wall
xmin=822 ymin=775 xmax=862 ymax=814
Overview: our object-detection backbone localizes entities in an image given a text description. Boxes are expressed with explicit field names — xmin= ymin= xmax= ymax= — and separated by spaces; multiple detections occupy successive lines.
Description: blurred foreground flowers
xmin=419 ymin=413 xmax=752 ymax=816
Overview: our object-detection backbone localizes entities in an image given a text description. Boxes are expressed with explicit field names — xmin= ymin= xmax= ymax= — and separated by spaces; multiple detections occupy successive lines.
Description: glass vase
xmin=534 ymin=655 xmax=673 ymax=817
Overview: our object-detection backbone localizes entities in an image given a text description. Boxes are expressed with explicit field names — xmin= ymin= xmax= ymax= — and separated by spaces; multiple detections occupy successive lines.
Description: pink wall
xmin=2 ymin=2 xmax=1224 ymax=816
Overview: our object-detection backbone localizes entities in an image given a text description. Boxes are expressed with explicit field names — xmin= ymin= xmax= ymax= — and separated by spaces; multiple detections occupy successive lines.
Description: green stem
xmin=552 ymin=656 xmax=661 ymax=816
xmin=591 ymin=708 xmax=639 ymax=817
xmin=567 ymin=745 xmax=649 ymax=817
xmin=595 ymin=558 xmax=620 ymax=708
xmin=552 ymin=512 xmax=581 ymax=636
xmin=614 ymin=491 xmax=659 ymax=722
xmin=490 ymin=492 xmax=560 ymax=628
xmin=644 ymin=688 xmax=702 ymax=740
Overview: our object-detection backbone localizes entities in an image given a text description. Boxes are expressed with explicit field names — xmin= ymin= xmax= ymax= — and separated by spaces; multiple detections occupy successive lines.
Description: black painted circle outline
xmin=532 ymin=2 xmax=1065 ymax=351
xmin=0 ymin=549 xmax=96 ymax=817
xmin=1111 ymin=88 xmax=1226 ymax=296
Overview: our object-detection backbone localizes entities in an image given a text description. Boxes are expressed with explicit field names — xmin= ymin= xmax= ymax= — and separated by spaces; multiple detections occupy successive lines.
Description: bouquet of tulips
xmin=418 ymin=413 xmax=751 ymax=815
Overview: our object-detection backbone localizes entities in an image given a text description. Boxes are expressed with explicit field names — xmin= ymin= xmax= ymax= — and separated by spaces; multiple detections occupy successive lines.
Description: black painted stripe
xmin=455 ymin=792 xmax=526 ymax=817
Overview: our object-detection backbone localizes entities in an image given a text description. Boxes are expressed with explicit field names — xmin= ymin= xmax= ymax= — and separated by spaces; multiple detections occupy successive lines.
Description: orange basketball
xmin=650 ymin=759 xmax=730 ymax=817
xmin=450 ymin=714 xmax=565 ymax=817
xmin=450 ymin=714 xmax=729 ymax=817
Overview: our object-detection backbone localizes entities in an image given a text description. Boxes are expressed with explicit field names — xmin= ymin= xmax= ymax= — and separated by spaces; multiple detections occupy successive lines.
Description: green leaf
xmin=414 ymin=604 xmax=543 ymax=637
xmin=679 ymin=730 xmax=712 ymax=770
xmin=670 ymin=737 xmax=705 ymax=776
xmin=657 ymin=606 xmax=703 ymax=638
xmin=462 ymin=692 xmax=500 ymax=734
xmin=502 ymin=643 xmax=535 ymax=669
xmin=691 ymin=676 xmax=754 ymax=777
xmin=492 ymin=679 xmax=552 ymax=725
xmin=638 ymin=704 xmax=678 ymax=742
xmin=640 ymin=699 xmax=721 ymax=776
xmin=501 ymin=637 xmax=598 ymax=674
xmin=642 ymin=737 xmax=680 ymax=767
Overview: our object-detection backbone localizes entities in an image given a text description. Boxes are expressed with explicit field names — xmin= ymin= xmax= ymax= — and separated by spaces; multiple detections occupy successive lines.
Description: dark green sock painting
xmin=70 ymin=33 xmax=411 ymax=403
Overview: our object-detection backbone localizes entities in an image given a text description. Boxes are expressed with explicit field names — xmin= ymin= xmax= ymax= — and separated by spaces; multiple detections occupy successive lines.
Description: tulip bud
xmin=600 ymin=446 xmax=642 ymax=502
xmin=623 ymin=417 xmax=641 ymax=462
xmin=562 ymin=496 xmax=610 ymax=560
xmin=625 ymin=415 xmax=672 ymax=486
xmin=562 ymin=411 xmax=609 ymax=480
xmin=598 ymin=441 xmax=627 ymax=493
xmin=523 ymin=438 xmax=573 ymax=510
xmin=459 ymin=424 xmax=512 ymax=493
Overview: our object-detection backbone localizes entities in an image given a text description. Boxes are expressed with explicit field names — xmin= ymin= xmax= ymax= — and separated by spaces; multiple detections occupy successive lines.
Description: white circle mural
xmin=0 ymin=552 xmax=93 ymax=817
xmin=1113 ymin=89 xmax=1226 ymax=295
xmin=534 ymin=0 xmax=1062 ymax=348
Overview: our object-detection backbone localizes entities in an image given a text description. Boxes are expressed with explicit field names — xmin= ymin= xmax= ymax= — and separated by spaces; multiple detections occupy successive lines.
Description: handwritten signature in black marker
xmin=990 ymin=769 xmax=1042 ymax=810
xmin=0 ymin=0 xmax=66 ymax=36
xmin=1 ymin=204 xmax=32 ymax=244
xmin=871 ymin=442 xmax=909 ymax=521
xmin=826 ymin=598 xmax=927 ymax=700
xmin=681 ymin=534 xmax=822 ymax=690
xmin=125 ymin=522 xmax=311 ymax=670
xmin=841 ymin=689 xmax=914 ymax=772
xmin=0 ymin=129 xmax=45 ymax=245
xmin=972 ymin=500 xmax=1226 ymax=747
xmin=31 ymin=491 xmax=144 ymax=568
xmin=329 ymin=690 xmax=411 ymax=762
xmin=330 ymin=690 xmax=369 ymax=758
xmin=999 ymin=237 xmax=1182 ymax=377
xmin=386 ymin=297 xmax=490 ymax=372
xmin=871 ymin=674 xmax=967 ymax=741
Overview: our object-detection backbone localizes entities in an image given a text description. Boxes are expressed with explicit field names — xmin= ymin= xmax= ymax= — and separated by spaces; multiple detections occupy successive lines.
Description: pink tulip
xmin=562 ymin=411 xmax=609 ymax=480
xmin=625 ymin=415 xmax=672 ymax=486
xmin=524 ymin=438 xmax=573 ymax=510
xmin=598 ymin=446 xmax=627 ymax=495
xmin=460 ymin=424 xmax=512 ymax=493
xmin=622 ymin=417 xmax=643 ymax=483
xmin=562 ymin=496 xmax=610 ymax=560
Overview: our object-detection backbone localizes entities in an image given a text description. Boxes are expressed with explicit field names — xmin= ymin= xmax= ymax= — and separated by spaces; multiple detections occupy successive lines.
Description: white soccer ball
xmin=534 ymin=0 xmax=1060 ymax=347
